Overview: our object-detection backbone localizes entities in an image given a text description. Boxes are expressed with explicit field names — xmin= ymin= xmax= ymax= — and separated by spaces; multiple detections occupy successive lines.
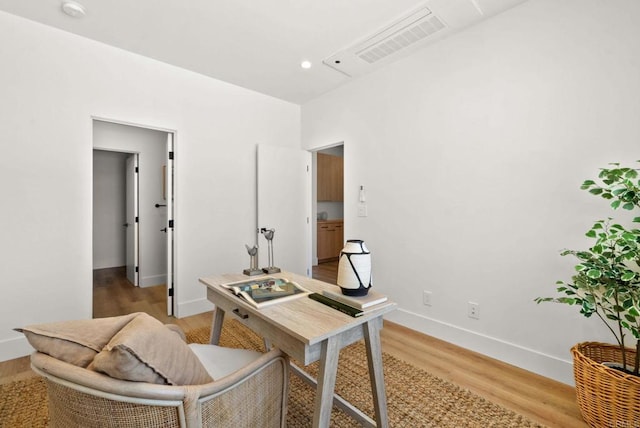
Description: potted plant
xmin=536 ymin=162 xmax=640 ymax=427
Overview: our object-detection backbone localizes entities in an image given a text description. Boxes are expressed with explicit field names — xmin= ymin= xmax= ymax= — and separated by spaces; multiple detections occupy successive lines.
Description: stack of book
xmin=309 ymin=288 xmax=388 ymax=317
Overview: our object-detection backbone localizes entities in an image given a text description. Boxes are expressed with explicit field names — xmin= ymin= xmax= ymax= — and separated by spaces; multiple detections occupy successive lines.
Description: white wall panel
xmin=302 ymin=0 xmax=640 ymax=384
xmin=0 ymin=11 xmax=300 ymax=361
xmin=93 ymin=150 xmax=127 ymax=269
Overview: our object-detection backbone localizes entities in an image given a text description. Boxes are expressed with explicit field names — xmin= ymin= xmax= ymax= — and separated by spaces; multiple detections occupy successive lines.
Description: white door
xmin=166 ymin=134 xmax=175 ymax=316
xmin=125 ymin=154 xmax=139 ymax=286
xmin=257 ymin=144 xmax=311 ymax=276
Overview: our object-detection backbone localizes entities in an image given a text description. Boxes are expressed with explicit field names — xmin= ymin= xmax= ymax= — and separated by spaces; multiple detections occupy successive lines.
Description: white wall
xmin=93 ymin=122 xmax=168 ymax=287
xmin=302 ymin=0 xmax=640 ymax=385
xmin=93 ymin=150 xmax=127 ymax=269
xmin=0 ymin=11 xmax=300 ymax=361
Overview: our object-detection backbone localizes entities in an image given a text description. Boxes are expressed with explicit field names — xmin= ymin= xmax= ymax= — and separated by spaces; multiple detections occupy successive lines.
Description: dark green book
xmin=308 ymin=293 xmax=364 ymax=317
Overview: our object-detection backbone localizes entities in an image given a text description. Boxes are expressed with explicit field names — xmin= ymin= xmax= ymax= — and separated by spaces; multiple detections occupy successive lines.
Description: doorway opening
xmin=312 ymin=143 xmax=344 ymax=284
xmin=92 ymin=119 xmax=175 ymax=318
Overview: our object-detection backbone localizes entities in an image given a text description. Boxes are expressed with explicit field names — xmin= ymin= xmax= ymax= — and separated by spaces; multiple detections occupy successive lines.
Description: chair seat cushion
xmin=189 ymin=344 xmax=262 ymax=380
xmin=91 ymin=313 xmax=213 ymax=385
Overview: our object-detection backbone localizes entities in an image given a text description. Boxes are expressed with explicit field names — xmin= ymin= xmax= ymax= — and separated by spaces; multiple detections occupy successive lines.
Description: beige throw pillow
xmin=16 ymin=313 xmax=139 ymax=367
xmin=164 ymin=323 xmax=186 ymax=342
xmin=91 ymin=313 xmax=213 ymax=385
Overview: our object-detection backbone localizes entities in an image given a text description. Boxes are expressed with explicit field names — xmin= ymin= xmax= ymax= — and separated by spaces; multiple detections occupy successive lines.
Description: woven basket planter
xmin=571 ymin=342 xmax=640 ymax=427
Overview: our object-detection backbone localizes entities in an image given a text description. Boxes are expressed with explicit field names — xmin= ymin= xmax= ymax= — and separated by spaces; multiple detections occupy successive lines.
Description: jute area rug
xmin=0 ymin=319 xmax=544 ymax=427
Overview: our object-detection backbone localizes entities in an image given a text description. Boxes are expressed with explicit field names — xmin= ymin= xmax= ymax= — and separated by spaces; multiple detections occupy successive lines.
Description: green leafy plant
xmin=536 ymin=162 xmax=640 ymax=376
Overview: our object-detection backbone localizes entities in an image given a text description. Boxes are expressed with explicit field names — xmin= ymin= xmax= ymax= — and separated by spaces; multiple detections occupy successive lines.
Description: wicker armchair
xmin=31 ymin=346 xmax=289 ymax=428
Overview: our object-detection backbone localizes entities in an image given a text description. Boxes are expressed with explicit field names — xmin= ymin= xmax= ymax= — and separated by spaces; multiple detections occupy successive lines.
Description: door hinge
xmin=169 ymin=151 xmax=174 ymax=160
xmin=135 ymin=216 xmax=139 ymax=223
xmin=169 ymin=219 xmax=174 ymax=228
xmin=135 ymin=166 xmax=139 ymax=173
xmin=135 ymin=266 xmax=139 ymax=273
xmin=168 ymin=288 xmax=174 ymax=297
xmin=306 ymin=165 xmax=309 ymax=172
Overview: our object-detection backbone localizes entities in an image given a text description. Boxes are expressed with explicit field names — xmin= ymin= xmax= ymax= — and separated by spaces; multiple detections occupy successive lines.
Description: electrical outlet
xmin=468 ymin=302 xmax=480 ymax=319
xmin=423 ymin=290 xmax=432 ymax=306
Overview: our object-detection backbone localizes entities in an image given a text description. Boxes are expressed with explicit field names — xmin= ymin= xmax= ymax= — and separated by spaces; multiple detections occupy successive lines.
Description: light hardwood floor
xmin=1 ymin=264 xmax=586 ymax=427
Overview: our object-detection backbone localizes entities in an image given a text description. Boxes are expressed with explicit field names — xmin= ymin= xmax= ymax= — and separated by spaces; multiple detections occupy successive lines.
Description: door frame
xmin=92 ymin=116 xmax=177 ymax=317
xmin=165 ymin=133 xmax=175 ymax=316
xmin=125 ymin=152 xmax=140 ymax=286
xmin=311 ymin=142 xmax=345 ymax=266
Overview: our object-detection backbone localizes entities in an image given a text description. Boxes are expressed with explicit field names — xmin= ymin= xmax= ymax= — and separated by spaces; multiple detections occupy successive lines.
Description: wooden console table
xmin=199 ymin=271 xmax=396 ymax=428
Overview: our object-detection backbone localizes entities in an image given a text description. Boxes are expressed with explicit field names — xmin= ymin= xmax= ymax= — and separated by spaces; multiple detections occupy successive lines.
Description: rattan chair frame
xmin=31 ymin=347 xmax=289 ymax=428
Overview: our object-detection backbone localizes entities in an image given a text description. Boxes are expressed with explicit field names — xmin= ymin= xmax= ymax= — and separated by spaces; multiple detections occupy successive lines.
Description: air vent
xmin=356 ymin=13 xmax=445 ymax=64
xmin=323 ymin=7 xmax=448 ymax=78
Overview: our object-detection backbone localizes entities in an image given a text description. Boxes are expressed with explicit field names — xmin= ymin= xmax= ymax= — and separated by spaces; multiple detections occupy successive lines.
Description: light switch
xmin=357 ymin=204 xmax=368 ymax=217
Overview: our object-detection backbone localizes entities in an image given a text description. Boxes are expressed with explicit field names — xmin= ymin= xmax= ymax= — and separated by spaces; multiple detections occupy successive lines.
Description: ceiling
xmin=0 ymin=0 xmax=527 ymax=104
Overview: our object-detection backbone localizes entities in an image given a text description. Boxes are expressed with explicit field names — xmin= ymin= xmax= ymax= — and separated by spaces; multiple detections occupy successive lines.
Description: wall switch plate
xmin=357 ymin=204 xmax=368 ymax=217
xmin=468 ymin=302 xmax=480 ymax=319
xmin=423 ymin=290 xmax=432 ymax=306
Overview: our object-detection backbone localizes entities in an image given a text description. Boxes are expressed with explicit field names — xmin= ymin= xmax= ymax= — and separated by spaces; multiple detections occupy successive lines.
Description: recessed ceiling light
xmin=61 ymin=1 xmax=86 ymax=18
xmin=300 ymin=61 xmax=312 ymax=69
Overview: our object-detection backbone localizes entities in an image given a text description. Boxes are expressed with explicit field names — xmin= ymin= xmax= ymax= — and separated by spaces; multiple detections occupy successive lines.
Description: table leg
xmin=364 ymin=319 xmax=389 ymax=428
xmin=312 ymin=335 xmax=340 ymax=428
xmin=209 ymin=307 xmax=225 ymax=345
xmin=291 ymin=362 xmax=376 ymax=428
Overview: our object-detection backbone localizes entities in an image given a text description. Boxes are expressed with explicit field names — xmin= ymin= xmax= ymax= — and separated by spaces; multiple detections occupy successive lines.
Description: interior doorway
xmin=312 ymin=144 xmax=344 ymax=267
xmin=92 ymin=119 xmax=175 ymax=317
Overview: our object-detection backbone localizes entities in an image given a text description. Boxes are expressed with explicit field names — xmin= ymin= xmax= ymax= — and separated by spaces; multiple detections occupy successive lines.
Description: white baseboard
xmin=2 ymin=302 xmax=573 ymax=386
xmin=0 ymin=335 xmax=33 ymax=362
xmin=140 ymin=274 xmax=167 ymax=288
xmin=385 ymin=308 xmax=574 ymax=386
xmin=177 ymin=298 xmax=214 ymax=319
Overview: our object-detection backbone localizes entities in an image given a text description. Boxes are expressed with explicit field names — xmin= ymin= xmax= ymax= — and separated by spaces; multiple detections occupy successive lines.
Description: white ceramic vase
xmin=337 ymin=239 xmax=372 ymax=296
